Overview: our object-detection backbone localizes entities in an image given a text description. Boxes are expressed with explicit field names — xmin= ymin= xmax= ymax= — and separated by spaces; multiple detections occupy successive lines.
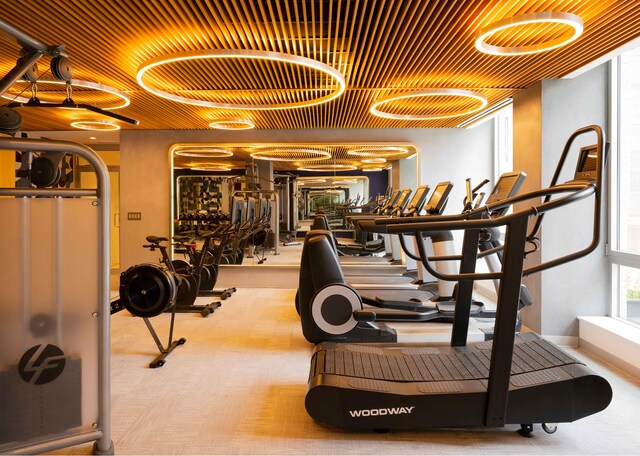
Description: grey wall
xmin=399 ymin=153 xmax=417 ymax=192
xmin=540 ymin=64 xmax=610 ymax=336
xmin=417 ymin=120 xmax=495 ymax=215
xmin=119 ymin=124 xmax=497 ymax=269
xmin=512 ymin=63 xmax=610 ymax=337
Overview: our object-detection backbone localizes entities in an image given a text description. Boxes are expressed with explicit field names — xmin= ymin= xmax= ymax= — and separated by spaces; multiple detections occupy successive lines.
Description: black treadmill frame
xmin=380 ymin=125 xmax=606 ymax=427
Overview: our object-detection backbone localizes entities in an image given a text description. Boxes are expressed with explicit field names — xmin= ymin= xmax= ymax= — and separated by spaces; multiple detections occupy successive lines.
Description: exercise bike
xmin=172 ymin=226 xmax=237 ymax=301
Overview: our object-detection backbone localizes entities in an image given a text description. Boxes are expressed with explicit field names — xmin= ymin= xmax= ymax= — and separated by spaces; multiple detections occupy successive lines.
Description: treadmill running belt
xmin=310 ymin=333 xmax=582 ymax=383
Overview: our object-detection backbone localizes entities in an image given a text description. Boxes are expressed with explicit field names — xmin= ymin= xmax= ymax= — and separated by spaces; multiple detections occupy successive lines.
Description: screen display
xmin=381 ymin=190 xmax=400 ymax=210
xmin=486 ymin=175 xmax=518 ymax=204
xmin=425 ymin=183 xmax=449 ymax=211
xmin=578 ymin=147 xmax=598 ymax=172
xmin=409 ymin=186 xmax=428 ymax=207
xmin=397 ymin=189 xmax=412 ymax=208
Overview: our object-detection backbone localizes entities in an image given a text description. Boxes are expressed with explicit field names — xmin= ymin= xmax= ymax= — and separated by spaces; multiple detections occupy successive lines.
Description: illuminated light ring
xmin=3 ymin=78 xmax=130 ymax=110
xmin=71 ymin=120 xmax=120 ymax=131
xmin=361 ymin=157 xmax=387 ymax=164
xmin=297 ymin=164 xmax=357 ymax=172
xmin=209 ymin=118 xmax=255 ymax=130
xmin=174 ymin=148 xmax=234 ymax=158
xmin=250 ymin=148 xmax=331 ymax=162
xmin=370 ymin=88 xmax=488 ymax=120
xmin=361 ymin=167 xmax=384 ymax=172
xmin=191 ymin=165 xmax=232 ymax=172
xmin=475 ymin=12 xmax=583 ymax=56
xmin=348 ymin=146 xmax=410 ymax=158
xmin=136 ymin=49 xmax=346 ymax=110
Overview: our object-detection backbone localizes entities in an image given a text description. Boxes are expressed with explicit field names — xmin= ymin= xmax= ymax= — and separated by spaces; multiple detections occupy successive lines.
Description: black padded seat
xmin=145 ymin=235 xmax=168 ymax=243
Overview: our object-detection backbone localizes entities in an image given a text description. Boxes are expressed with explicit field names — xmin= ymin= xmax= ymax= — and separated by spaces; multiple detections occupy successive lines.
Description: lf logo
xmin=18 ymin=344 xmax=67 ymax=385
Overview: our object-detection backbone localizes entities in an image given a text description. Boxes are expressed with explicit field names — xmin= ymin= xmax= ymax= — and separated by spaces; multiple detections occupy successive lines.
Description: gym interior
xmin=1 ymin=2 xmax=640 ymax=455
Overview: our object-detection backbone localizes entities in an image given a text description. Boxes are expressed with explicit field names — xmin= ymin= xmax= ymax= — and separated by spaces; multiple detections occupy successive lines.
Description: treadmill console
xmin=485 ymin=171 xmax=526 ymax=205
xmin=381 ymin=190 xmax=401 ymax=211
xmin=574 ymin=145 xmax=598 ymax=181
xmin=407 ymin=185 xmax=430 ymax=212
xmin=424 ymin=181 xmax=454 ymax=215
xmin=397 ymin=188 xmax=413 ymax=211
xmin=485 ymin=171 xmax=526 ymax=217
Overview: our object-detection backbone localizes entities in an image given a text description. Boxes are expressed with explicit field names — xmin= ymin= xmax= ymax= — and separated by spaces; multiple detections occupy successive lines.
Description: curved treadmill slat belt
xmin=306 ymin=333 xmax=612 ymax=430
xmin=310 ymin=334 xmax=579 ymax=382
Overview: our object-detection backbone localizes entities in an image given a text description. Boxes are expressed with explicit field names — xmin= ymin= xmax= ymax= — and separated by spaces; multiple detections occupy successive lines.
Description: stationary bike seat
xmin=146 ymin=235 xmax=169 ymax=244
xmin=172 ymin=235 xmax=191 ymax=242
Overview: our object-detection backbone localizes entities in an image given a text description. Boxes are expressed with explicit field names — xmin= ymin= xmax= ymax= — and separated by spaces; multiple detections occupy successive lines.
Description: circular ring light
xmin=250 ymin=148 xmax=331 ymax=162
xmin=191 ymin=165 xmax=232 ymax=172
xmin=297 ymin=164 xmax=357 ymax=172
xmin=3 ymin=78 xmax=130 ymax=109
xmin=136 ymin=49 xmax=346 ymax=110
xmin=475 ymin=12 xmax=583 ymax=56
xmin=70 ymin=120 xmax=120 ymax=131
xmin=174 ymin=148 xmax=234 ymax=158
xmin=370 ymin=88 xmax=487 ymax=120
xmin=361 ymin=157 xmax=387 ymax=164
xmin=361 ymin=167 xmax=384 ymax=172
xmin=348 ymin=146 xmax=410 ymax=158
xmin=209 ymin=118 xmax=255 ymax=130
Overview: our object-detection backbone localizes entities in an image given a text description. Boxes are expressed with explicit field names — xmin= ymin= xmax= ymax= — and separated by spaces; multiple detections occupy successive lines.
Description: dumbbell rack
xmin=175 ymin=176 xmax=226 ymax=233
xmin=0 ymin=137 xmax=112 ymax=454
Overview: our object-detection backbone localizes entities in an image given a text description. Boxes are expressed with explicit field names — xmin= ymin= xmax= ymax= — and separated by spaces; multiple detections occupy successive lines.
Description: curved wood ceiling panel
xmin=0 ymin=0 xmax=639 ymax=130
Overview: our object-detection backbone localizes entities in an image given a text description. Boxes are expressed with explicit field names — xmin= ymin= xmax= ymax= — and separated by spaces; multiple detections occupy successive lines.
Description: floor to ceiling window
xmin=610 ymin=44 xmax=640 ymax=326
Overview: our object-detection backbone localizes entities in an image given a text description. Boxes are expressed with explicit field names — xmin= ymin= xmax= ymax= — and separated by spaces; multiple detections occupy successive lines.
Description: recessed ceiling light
xmin=361 ymin=167 xmax=384 ymax=172
xmin=370 ymin=88 xmax=487 ymax=120
xmin=136 ymin=49 xmax=346 ymax=110
xmin=89 ymin=136 xmax=97 ymax=140
xmin=71 ymin=119 xmax=120 ymax=131
xmin=361 ymin=157 xmax=387 ymax=164
xmin=475 ymin=12 xmax=583 ymax=56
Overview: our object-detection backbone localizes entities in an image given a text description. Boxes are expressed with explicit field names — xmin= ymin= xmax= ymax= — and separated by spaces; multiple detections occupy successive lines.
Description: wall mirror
xmin=170 ymin=142 xmax=418 ymax=267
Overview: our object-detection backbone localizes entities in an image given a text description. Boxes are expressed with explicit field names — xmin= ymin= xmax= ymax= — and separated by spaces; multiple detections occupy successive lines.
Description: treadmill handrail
xmin=386 ymin=183 xmax=596 ymax=283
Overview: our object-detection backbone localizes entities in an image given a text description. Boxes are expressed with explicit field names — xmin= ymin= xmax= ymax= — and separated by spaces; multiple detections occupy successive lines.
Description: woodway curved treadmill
xmin=305 ymin=126 xmax=613 ymax=434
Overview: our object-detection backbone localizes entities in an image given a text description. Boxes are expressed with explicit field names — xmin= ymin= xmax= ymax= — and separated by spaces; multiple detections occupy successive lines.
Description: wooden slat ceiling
xmin=1 ymin=0 xmax=639 ymax=131
xmin=171 ymin=142 xmax=417 ymax=171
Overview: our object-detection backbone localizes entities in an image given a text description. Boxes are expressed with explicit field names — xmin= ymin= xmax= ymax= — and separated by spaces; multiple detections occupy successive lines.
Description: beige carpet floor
xmin=53 ymin=288 xmax=640 ymax=455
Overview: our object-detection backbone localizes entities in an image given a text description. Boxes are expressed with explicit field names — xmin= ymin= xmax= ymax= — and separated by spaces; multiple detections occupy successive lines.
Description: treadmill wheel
xmin=542 ymin=423 xmax=558 ymax=434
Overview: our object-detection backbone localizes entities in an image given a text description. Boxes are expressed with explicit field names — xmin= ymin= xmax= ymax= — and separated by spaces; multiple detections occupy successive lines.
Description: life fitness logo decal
xmin=18 ymin=344 xmax=67 ymax=385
